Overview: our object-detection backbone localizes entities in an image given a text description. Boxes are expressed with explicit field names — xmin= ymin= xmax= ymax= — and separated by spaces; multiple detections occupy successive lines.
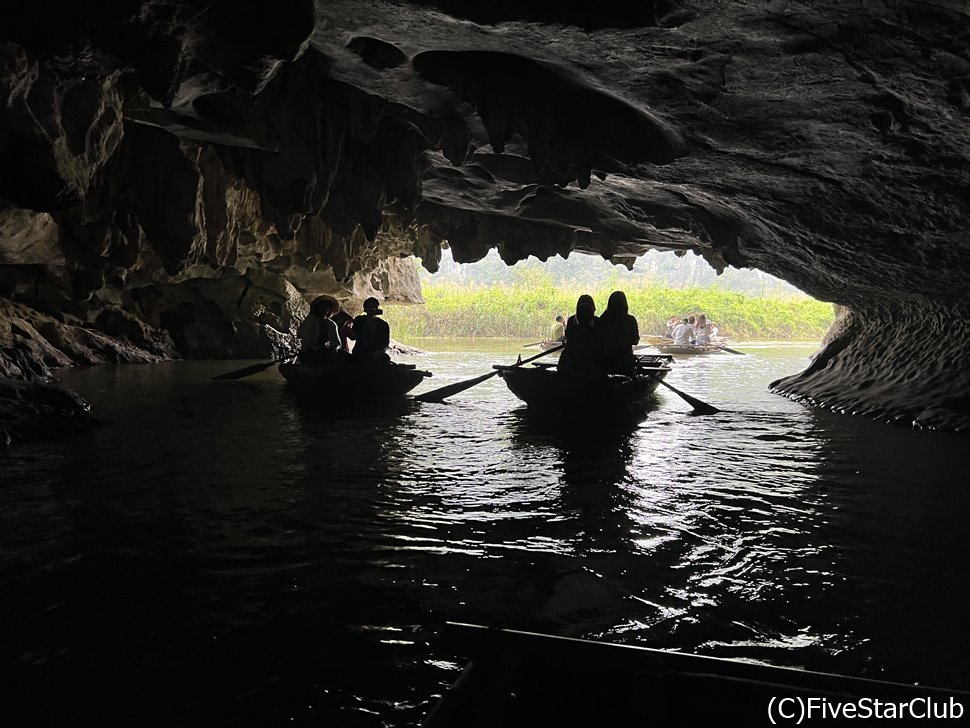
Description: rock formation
xmin=2 ymin=0 xmax=969 ymax=435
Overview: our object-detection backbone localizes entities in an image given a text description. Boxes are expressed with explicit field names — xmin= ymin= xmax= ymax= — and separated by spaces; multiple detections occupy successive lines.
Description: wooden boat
xmin=654 ymin=343 xmax=726 ymax=356
xmin=278 ymin=361 xmax=431 ymax=401
xmin=425 ymin=623 xmax=970 ymax=727
xmin=496 ymin=355 xmax=672 ymax=416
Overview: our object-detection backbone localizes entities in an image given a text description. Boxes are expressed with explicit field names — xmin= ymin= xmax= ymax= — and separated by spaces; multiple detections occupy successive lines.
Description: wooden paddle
xmin=635 ymin=360 xmax=720 ymax=415
xmin=211 ymin=356 xmax=291 ymax=380
xmin=415 ymin=344 xmax=565 ymax=402
xmin=714 ymin=344 xmax=746 ymax=355
xmin=522 ymin=340 xmax=548 ymax=349
xmin=652 ymin=378 xmax=720 ymax=415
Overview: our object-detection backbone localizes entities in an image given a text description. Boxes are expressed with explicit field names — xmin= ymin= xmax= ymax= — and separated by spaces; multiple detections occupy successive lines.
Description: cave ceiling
xmin=334 ymin=0 xmax=970 ymax=307
xmin=3 ymin=0 xmax=967 ymax=307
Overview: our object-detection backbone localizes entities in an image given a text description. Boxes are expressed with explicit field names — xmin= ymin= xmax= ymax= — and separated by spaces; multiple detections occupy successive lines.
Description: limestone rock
xmin=0 ymin=298 xmax=171 ymax=378
xmin=0 ymin=376 xmax=94 ymax=446
xmin=0 ymin=204 xmax=63 ymax=266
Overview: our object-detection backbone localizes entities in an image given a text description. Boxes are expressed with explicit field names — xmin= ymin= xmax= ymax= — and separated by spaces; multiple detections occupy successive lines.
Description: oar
xmin=415 ymin=344 xmax=564 ymax=402
xmin=638 ymin=365 xmax=720 ymax=415
xmin=654 ymin=378 xmax=720 ymax=415
xmin=522 ymin=340 xmax=547 ymax=349
xmin=714 ymin=344 xmax=746 ymax=355
xmin=211 ymin=356 xmax=291 ymax=381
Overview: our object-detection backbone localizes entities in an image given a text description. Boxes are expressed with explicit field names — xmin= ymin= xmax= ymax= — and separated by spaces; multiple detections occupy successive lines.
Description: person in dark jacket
xmin=558 ymin=296 xmax=606 ymax=378
xmin=348 ymin=297 xmax=391 ymax=364
xmin=564 ymin=294 xmax=598 ymax=337
xmin=598 ymin=290 xmax=640 ymax=374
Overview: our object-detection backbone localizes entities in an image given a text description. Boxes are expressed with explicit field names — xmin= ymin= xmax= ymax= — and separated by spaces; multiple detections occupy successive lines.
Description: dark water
xmin=2 ymin=340 xmax=969 ymax=726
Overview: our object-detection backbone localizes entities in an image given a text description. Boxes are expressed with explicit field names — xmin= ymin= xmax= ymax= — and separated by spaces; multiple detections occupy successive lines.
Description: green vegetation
xmin=386 ymin=272 xmax=834 ymax=342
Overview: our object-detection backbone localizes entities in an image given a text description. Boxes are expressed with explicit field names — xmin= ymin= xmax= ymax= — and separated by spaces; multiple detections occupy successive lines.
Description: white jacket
xmin=670 ymin=323 xmax=694 ymax=345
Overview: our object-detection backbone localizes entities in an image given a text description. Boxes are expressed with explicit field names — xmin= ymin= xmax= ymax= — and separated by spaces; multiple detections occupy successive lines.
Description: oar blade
xmin=414 ymin=371 xmax=497 ymax=402
xmin=687 ymin=400 xmax=721 ymax=416
xmin=211 ymin=359 xmax=281 ymax=381
xmin=716 ymin=345 xmax=746 ymax=355
xmin=655 ymin=378 xmax=721 ymax=415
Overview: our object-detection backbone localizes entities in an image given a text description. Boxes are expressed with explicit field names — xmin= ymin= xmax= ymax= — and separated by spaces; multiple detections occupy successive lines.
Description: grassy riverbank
xmin=385 ymin=279 xmax=834 ymax=342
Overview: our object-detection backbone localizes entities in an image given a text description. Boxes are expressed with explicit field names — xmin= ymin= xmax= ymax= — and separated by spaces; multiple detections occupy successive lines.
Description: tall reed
xmin=385 ymin=278 xmax=834 ymax=341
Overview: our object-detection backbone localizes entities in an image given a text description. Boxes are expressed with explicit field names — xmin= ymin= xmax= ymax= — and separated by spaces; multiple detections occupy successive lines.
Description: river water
xmin=2 ymin=340 xmax=969 ymax=726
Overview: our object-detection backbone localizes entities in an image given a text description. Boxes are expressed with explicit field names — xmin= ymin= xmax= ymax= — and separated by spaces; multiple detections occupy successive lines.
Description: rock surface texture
xmin=2 ymin=0 xmax=969 ymax=433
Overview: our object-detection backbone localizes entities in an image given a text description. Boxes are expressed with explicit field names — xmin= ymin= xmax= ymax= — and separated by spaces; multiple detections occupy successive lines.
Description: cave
xmin=2 ymin=0 xmax=968 ymax=435
xmin=3 ymin=0 xmax=970 ymax=724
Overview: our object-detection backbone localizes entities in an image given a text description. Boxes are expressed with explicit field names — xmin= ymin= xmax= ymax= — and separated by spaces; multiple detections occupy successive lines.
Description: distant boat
xmin=645 ymin=333 xmax=734 ymax=356
xmin=654 ymin=343 xmax=726 ymax=356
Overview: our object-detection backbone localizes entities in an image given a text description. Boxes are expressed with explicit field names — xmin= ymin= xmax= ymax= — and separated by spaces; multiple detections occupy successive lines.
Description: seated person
xmin=692 ymin=313 xmax=713 ymax=346
xmin=565 ymin=294 xmax=598 ymax=336
xmin=550 ymin=315 xmax=565 ymax=343
xmin=348 ymin=297 xmax=391 ymax=364
xmin=598 ymin=290 xmax=640 ymax=374
xmin=297 ymin=295 xmax=341 ymax=365
xmin=331 ymin=305 xmax=354 ymax=353
xmin=558 ymin=298 xmax=606 ymax=378
xmin=670 ymin=318 xmax=694 ymax=345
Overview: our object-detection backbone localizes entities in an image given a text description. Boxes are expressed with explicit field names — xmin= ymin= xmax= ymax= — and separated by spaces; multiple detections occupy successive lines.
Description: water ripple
xmin=3 ymin=344 xmax=970 ymax=725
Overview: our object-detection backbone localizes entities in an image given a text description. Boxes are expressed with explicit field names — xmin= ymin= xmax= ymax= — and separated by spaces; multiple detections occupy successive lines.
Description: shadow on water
xmin=505 ymin=399 xmax=659 ymax=443
xmin=281 ymin=384 xmax=420 ymax=421
xmin=494 ymin=407 xmax=665 ymax=638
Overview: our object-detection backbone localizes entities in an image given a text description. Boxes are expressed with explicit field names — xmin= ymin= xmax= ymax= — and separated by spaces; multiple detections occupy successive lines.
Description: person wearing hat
xmin=348 ymin=296 xmax=391 ymax=364
xmin=297 ymin=294 xmax=341 ymax=365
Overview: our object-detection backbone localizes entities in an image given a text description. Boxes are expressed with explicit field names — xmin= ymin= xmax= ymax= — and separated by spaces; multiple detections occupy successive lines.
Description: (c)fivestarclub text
xmin=767 ymin=696 xmax=965 ymax=723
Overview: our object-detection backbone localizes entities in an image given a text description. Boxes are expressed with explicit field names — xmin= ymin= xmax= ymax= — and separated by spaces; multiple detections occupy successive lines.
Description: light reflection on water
xmin=2 ymin=340 xmax=969 ymax=725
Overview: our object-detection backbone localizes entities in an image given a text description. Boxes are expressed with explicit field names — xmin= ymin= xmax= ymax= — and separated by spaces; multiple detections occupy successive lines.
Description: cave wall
xmin=772 ymin=304 xmax=970 ymax=430
xmin=2 ymin=0 xmax=970 ymax=432
xmin=1 ymin=2 xmax=425 ymax=383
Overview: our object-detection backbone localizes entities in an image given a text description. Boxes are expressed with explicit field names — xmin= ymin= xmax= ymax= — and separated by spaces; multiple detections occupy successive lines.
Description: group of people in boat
xmin=295 ymin=291 xmax=716 ymax=378
xmin=556 ymin=291 xmax=641 ymax=378
xmin=665 ymin=314 xmax=718 ymax=346
xmin=297 ymin=295 xmax=391 ymax=366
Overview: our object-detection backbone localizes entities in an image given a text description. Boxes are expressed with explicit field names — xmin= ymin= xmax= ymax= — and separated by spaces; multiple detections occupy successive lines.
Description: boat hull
xmin=279 ymin=362 xmax=430 ymax=401
xmin=654 ymin=343 xmax=724 ymax=355
xmin=497 ymin=360 xmax=669 ymax=416
xmin=425 ymin=623 xmax=970 ymax=728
